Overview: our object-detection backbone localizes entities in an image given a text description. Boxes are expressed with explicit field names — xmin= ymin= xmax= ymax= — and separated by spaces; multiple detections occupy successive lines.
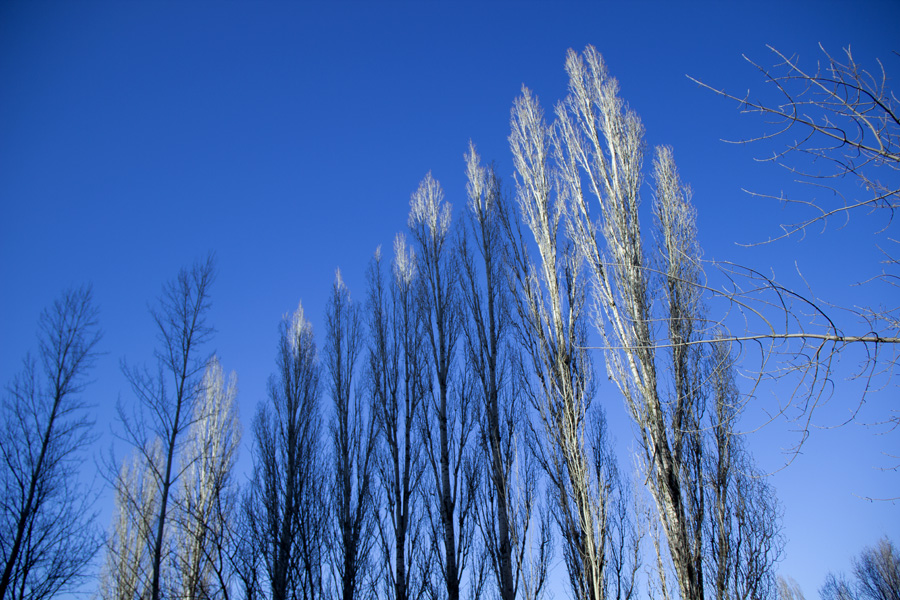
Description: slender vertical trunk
xmin=439 ymin=378 xmax=459 ymax=600
xmin=273 ymin=425 xmax=296 ymax=600
xmin=396 ymin=311 xmax=414 ymax=600
xmin=150 ymin=365 xmax=190 ymax=600
xmin=394 ymin=516 xmax=407 ymax=600
xmin=487 ymin=372 xmax=514 ymax=600
xmin=150 ymin=423 xmax=178 ymax=600
xmin=486 ymin=263 xmax=514 ymax=600
xmin=340 ymin=412 xmax=355 ymax=600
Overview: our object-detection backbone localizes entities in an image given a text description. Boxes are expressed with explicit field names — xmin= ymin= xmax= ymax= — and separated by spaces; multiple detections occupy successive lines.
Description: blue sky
xmin=1 ymin=1 xmax=897 ymax=596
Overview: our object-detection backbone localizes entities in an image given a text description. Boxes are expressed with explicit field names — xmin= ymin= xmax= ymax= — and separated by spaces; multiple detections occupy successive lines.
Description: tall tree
xmin=552 ymin=46 xmax=782 ymax=599
xmin=408 ymin=173 xmax=480 ymax=600
xmin=551 ymin=47 xmax=707 ymax=599
xmin=0 ymin=287 xmax=102 ymax=600
xmin=507 ymin=84 xmax=614 ymax=600
xmin=653 ymin=146 xmax=707 ymax=599
xmin=115 ymin=255 xmax=216 ymax=600
xmin=324 ymin=271 xmax=377 ymax=600
xmin=368 ymin=239 xmax=428 ymax=600
xmin=461 ymin=144 xmax=551 ymax=600
xmin=100 ymin=444 xmax=162 ymax=600
xmin=246 ymin=303 xmax=324 ymax=600
xmin=174 ymin=356 xmax=241 ymax=600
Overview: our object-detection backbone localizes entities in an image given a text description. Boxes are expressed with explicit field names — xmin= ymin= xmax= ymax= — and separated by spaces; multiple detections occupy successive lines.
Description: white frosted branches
xmin=464 ymin=142 xmax=492 ymax=219
xmin=393 ymin=233 xmax=416 ymax=287
xmin=100 ymin=443 xmax=162 ymax=600
xmin=175 ymin=357 xmax=241 ymax=600
xmin=546 ymin=45 xmax=782 ymax=600
xmin=409 ymin=171 xmax=452 ymax=241
xmin=509 ymin=75 xmax=610 ymax=600
xmin=289 ymin=302 xmax=314 ymax=359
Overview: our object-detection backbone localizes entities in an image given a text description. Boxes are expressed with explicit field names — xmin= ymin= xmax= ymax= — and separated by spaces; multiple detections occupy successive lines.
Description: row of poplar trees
xmin=0 ymin=47 xmax=782 ymax=600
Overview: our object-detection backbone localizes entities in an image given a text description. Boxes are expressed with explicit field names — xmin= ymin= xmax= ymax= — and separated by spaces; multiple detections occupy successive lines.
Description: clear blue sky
xmin=1 ymin=1 xmax=897 ymax=596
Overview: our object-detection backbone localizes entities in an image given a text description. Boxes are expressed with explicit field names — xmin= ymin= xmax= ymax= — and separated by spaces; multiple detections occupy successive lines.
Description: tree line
xmin=2 ymin=44 xmax=897 ymax=600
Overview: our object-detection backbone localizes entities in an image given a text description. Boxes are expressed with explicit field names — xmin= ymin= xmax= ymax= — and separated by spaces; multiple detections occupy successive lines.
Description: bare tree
xmin=368 ymin=239 xmax=429 ymax=600
xmin=689 ymin=45 xmax=898 ymax=244
xmin=100 ymin=444 xmax=162 ymax=600
xmin=855 ymin=538 xmax=900 ymax=600
xmin=821 ymin=575 xmax=857 ymax=600
xmin=0 ymin=287 xmax=102 ymax=600
xmin=115 ymin=255 xmax=216 ymax=600
xmin=688 ymin=45 xmax=900 ymax=453
xmin=654 ymin=146 xmax=708 ymax=600
xmin=324 ymin=270 xmax=378 ymax=600
xmin=776 ymin=576 xmax=806 ymax=600
xmin=822 ymin=537 xmax=900 ymax=600
xmin=246 ymin=303 xmax=325 ymax=600
xmin=173 ymin=356 xmax=241 ymax=600
xmin=461 ymin=143 xmax=552 ymax=600
xmin=550 ymin=46 xmax=712 ymax=599
xmin=539 ymin=46 xmax=782 ymax=598
xmin=507 ymin=83 xmax=614 ymax=600
xmin=408 ymin=173 xmax=481 ymax=600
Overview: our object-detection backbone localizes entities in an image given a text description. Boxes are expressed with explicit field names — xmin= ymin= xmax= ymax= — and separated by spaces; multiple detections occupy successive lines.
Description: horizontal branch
xmin=581 ymin=331 xmax=900 ymax=352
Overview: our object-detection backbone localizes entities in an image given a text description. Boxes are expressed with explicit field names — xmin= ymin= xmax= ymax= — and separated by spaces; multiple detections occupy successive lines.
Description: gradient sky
xmin=1 ymin=1 xmax=897 ymax=596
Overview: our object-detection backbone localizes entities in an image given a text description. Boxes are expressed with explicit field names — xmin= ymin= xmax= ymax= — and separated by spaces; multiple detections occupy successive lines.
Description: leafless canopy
xmin=408 ymin=172 xmax=483 ymax=600
xmin=367 ymin=242 xmax=429 ymax=600
xmin=821 ymin=537 xmax=900 ymax=600
xmin=246 ymin=302 xmax=324 ymax=600
xmin=512 ymin=45 xmax=784 ymax=600
xmin=507 ymin=76 xmax=622 ymax=600
xmin=462 ymin=144 xmax=552 ymax=600
xmin=689 ymin=44 xmax=899 ymax=241
xmin=112 ymin=255 xmax=216 ymax=600
xmin=0 ymin=287 xmax=102 ymax=600
xmin=325 ymin=270 xmax=378 ymax=600
xmin=173 ymin=357 xmax=241 ymax=600
xmin=687 ymin=46 xmax=899 ymax=452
